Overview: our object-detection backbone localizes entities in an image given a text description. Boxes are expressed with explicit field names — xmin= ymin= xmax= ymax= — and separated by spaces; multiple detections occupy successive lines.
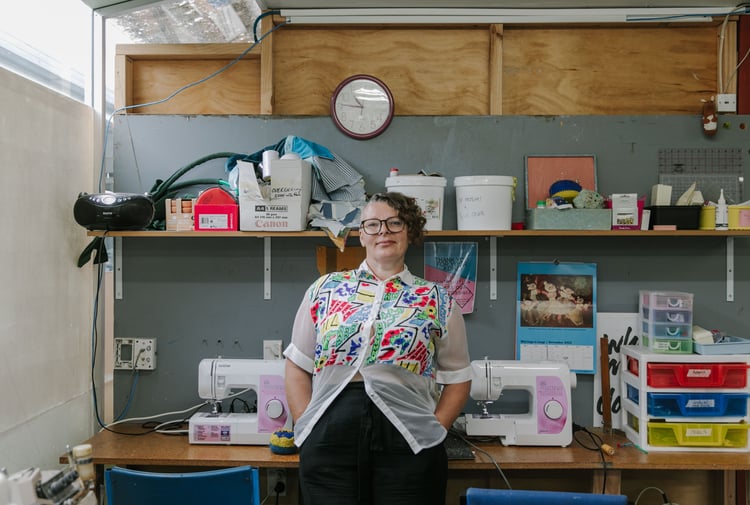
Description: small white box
xmin=610 ymin=193 xmax=639 ymax=229
xmin=238 ymin=158 xmax=312 ymax=231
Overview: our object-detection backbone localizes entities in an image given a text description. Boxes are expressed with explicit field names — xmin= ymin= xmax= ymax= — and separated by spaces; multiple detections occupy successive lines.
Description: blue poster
xmin=515 ymin=262 xmax=597 ymax=374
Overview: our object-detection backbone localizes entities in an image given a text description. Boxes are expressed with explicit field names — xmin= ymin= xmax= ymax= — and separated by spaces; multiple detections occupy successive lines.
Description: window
xmin=0 ymin=0 xmax=91 ymax=102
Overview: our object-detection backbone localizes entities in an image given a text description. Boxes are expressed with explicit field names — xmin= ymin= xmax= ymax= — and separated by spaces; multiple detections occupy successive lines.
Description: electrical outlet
xmin=114 ymin=338 xmax=157 ymax=370
xmin=267 ymin=468 xmax=286 ymax=496
xmin=717 ymin=93 xmax=736 ymax=113
xmin=263 ymin=339 xmax=283 ymax=360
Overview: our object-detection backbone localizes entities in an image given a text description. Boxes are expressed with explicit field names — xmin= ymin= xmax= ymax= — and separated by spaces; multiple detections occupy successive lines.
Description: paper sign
xmin=592 ymin=312 xmax=641 ymax=429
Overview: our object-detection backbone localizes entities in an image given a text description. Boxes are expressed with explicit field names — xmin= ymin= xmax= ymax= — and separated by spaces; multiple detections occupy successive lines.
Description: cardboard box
xmin=194 ymin=203 xmax=238 ymax=231
xmin=165 ymin=198 xmax=196 ymax=231
xmin=238 ymin=158 xmax=312 ymax=231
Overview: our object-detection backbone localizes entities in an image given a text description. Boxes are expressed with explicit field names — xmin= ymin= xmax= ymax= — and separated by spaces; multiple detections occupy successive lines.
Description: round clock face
xmin=331 ymin=75 xmax=394 ymax=140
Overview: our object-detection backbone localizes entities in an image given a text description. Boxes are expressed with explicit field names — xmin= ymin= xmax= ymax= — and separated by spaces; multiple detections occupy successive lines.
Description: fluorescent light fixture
xmin=279 ymin=7 xmax=732 ymax=24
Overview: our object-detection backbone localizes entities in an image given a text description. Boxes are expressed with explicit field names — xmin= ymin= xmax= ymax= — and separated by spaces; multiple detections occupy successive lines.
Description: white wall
xmin=0 ymin=66 xmax=96 ymax=473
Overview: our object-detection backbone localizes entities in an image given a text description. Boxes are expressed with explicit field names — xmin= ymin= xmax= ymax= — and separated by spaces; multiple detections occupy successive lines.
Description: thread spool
xmin=600 ymin=443 xmax=615 ymax=456
xmin=72 ymin=444 xmax=95 ymax=483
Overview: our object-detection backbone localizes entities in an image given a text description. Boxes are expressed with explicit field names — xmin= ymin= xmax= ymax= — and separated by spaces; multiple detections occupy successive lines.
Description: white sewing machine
xmin=465 ymin=359 xmax=577 ymax=447
xmin=188 ymin=358 xmax=291 ymax=445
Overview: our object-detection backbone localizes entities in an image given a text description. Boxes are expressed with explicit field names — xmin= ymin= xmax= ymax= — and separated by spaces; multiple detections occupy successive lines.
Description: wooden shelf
xmin=87 ymin=229 xmax=750 ymax=238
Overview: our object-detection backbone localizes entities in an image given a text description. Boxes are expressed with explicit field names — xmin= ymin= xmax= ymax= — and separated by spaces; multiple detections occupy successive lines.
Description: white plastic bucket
xmin=454 ymin=175 xmax=516 ymax=230
xmin=385 ymin=175 xmax=447 ymax=230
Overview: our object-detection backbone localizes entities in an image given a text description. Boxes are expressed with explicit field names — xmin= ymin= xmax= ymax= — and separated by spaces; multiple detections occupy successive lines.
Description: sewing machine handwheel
xmin=544 ymin=400 xmax=564 ymax=420
xmin=265 ymin=398 xmax=285 ymax=419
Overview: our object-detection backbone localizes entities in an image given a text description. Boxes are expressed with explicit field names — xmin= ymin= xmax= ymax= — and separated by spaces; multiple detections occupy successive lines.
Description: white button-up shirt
xmin=284 ymin=262 xmax=472 ymax=454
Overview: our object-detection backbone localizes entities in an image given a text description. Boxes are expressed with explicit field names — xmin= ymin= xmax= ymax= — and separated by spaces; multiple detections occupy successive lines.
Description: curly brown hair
xmin=367 ymin=192 xmax=427 ymax=245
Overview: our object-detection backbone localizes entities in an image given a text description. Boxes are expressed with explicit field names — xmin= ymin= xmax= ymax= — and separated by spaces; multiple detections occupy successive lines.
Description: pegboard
xmin=658 ymin=147 xmax=744 ymax=204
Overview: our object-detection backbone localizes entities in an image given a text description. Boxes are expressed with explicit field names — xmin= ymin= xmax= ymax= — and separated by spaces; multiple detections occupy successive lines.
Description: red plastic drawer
xmin=627 ymin=355 xmax=640 ymax=376
xmin=647 ymin=363 xmax=749 ymax=388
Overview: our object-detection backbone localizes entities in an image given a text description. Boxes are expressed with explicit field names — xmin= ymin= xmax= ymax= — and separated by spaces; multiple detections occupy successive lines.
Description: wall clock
xmin=330 ymin=74 xmax=394 ymax=140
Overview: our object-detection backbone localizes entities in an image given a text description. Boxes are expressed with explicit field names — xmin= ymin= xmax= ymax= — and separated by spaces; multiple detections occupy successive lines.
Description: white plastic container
xmin=454 ymin=175 xmax=516 ymax=230
xmin=385 ymin=174 xmax=447 ymax=230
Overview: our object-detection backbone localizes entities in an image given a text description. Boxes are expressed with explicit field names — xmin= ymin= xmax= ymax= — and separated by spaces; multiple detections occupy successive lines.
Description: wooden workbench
xmin=65 ymin=425 xmax=748 ymax=505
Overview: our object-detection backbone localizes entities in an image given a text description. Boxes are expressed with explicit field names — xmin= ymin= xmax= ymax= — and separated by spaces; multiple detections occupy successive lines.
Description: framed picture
xmin=525 ymin=155 xmax=597 ymax=209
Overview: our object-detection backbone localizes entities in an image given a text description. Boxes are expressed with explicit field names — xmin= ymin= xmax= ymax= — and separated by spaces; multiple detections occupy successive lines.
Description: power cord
xmin=572 ymin=424 xmax=608 ymax=494
xmin=633 ymin=485 xmax=674 ymax=505
xmin=449 ymin=428 xmax=513 ymax=491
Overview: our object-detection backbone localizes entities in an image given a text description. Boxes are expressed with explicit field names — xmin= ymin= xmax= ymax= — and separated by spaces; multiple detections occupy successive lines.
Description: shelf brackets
xmin=490 ymin=237 xmax=498 ymax=300
xmin=115 ymin=237 xmax=123 ymax=300
xmin=726 ymin=236 xmax=734 ymax=302
xmin=264 ymin=237 xmax=272 ymax=300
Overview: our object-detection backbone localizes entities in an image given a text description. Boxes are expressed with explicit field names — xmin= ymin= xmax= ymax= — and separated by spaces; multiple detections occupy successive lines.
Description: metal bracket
xmin=115 ymin=237 xmax=123 ymax=300
xmin=726 ymin=236 xmax=734 ymax=302
xmin=264 ymin=237 xmax=272 ymax=300
xmin=489 ymin=237 xmax=498 ymax=300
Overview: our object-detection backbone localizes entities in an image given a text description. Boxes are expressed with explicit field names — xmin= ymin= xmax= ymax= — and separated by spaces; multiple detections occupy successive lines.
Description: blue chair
xmin=105 ymin=465 xmax=260 ymax=505
xmin=465 ymin=488 xmax=628 ymax=505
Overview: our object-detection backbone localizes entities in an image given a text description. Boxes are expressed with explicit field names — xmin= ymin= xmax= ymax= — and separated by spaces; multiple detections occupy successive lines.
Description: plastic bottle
xmin=715 ymin=189 xmax=728 ymax=230
xmin=72 ymin=444 xmax=95 ymax=484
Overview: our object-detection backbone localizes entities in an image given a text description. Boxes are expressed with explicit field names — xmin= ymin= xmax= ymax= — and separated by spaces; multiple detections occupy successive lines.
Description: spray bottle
xmin=715 ymin=189 xmax=728 ymax=230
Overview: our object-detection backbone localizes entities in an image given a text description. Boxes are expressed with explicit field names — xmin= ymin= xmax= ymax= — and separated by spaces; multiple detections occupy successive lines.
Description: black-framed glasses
xmin=360 ymin=217 xmax=405 ymax=235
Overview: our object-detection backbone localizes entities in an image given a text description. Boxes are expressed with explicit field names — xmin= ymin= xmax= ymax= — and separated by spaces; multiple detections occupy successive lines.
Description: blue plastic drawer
xmin=627 ymin=384 xmax=640 ymax=405
xmin=647 ymin=392 xmax=749 ymax=417
xmin=642 ymin=321 xmax=692 ymax=338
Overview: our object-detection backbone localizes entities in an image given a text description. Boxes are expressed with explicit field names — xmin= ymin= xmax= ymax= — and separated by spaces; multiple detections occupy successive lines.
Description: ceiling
xmin=82 ymin=0 xmax=742 ymax=16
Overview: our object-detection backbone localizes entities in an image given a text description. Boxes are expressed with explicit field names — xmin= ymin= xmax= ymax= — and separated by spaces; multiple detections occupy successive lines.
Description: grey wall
xmin=112 ymin=114 xmax=750 ymax=427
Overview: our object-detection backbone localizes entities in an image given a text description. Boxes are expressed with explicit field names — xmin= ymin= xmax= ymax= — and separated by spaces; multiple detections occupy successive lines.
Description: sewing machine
xmin=465 ymin=359 xmax=577 ymax=447
xmin=188 ymin=358 xmax=291 ymax=445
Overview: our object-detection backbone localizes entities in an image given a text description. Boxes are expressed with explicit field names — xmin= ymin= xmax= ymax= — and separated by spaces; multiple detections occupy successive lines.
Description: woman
xmin=284 ymin=192 xmax=472 ymax=505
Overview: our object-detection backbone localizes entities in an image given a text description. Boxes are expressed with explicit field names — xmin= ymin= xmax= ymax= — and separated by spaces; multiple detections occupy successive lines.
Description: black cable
xmin=572 ymin=424 xmax=608 ymax=494
xmin=230 ymin=397 xmax=252 ymax=413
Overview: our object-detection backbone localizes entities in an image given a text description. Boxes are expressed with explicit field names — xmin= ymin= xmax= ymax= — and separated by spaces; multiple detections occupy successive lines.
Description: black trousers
xmin=298 ymin=382 xmax=448 ymax=505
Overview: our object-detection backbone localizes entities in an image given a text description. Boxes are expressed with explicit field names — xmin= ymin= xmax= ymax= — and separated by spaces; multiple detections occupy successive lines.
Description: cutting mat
xmin=658 ymin=147 xmax=744 ymax=204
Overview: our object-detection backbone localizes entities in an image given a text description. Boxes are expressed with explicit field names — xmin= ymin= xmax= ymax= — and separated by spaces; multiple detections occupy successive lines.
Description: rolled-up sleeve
xmin=435 ymin=304 xmax=473 ymax=384
xmin=283 ymin=287 xmax=316 ymax=373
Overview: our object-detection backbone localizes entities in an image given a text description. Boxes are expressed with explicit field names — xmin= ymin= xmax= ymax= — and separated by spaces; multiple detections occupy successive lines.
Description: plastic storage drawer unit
xmin=621 ymin=346 xmax=750 ymax=452
xmin=639 ymin=290 xmax=694 ymax=354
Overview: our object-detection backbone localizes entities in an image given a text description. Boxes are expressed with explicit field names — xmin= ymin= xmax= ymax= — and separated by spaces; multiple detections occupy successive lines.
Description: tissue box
xmin=238 ymin=158 xmax=312 ymax=231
